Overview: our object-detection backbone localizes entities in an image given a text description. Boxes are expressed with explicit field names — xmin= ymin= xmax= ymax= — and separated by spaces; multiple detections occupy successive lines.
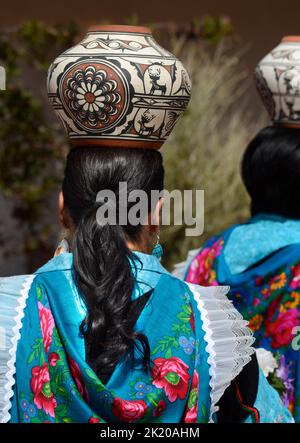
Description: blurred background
xmin=0 ymin=0 xmax=299 ymax=275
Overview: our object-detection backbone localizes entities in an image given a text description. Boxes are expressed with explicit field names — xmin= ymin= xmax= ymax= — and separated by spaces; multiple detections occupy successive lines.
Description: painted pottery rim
xmin=87 ymin=25 xmax=152 ymax=35
xmin=281 ymin=35 xmax=300 ymax=43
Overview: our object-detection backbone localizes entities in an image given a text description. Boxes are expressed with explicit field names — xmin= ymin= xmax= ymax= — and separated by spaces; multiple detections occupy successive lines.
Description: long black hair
xmin=241 ymin=125 xmax=300 ymax=219
xmin=62 ymin=147 xmax=164 ymax=376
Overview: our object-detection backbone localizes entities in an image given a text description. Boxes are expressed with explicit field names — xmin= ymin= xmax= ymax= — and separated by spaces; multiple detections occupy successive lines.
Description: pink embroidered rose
xmin=112 ymin=398 xmax=148 ymax=422
xmin=48 ymin=352 xmax=60 ymax=367
xmin=67 ymin=355 xmax=89 ymax=402
xmin=266 ymin=309 xmax=299 ymax=348
xmin=88 ymin=416 xmax=101 ymax=423
xmin=38 ymin=301 xmax=55 ymax=354
xmin=152 ymin=357 xmax=190 ymax=402
xmin=184 ymin=370 xmax=199 ymax=423
xmin=153 ymin=400 xmax=167 ymax=417
xmin=30 ymin=362 xmax=57 ymax=417
xmin=186 ymin=239 xmax=223 ymax=286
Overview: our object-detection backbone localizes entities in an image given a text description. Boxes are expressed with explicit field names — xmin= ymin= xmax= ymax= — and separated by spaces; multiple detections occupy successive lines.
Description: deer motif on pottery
xmin=138 ymin=109 xmax=159 ymax=135
xmin=148 ymin=65 xmax=167 ymax=95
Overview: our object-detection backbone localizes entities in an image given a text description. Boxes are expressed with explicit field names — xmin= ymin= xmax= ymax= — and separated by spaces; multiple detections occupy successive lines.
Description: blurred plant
xmin=161 ymin=37 xmax=267 ymax=268
xmin=123 ymin=15 xmax=233 ymax=44
xmin=171 ymin=16 xmax=234 ymax=43
xmin=0 ymin=21 xmax=80 ymax=269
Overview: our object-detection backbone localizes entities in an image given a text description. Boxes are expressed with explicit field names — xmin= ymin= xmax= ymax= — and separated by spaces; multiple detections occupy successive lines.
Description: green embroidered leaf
xmin=62 ymin=417 xmax=74 ymax=423
xmin=62 ymin=367 xmax=72 ymax=377
xmin=165 ymin=348 xmax=173 ymax=359
xmin=30 ymin=417 xmax=43 ymax=423
xmin=148 ymin=397 xmax=158 ymax=408
xmin=52 ymin=327 xmax=63 ymax=349
xmin=129 ymin=390 xmax=136 ymax=400
xmin=152 ymin=336 xmax=179 ymax=356
xmin=27 ymin=338 xmax=44 ymax=364
xmin=36 ymin=284 xmax=44 ymax=301
xmin=177 ymin=304 xmax=192 ymax=324
xmin=57 ymin=386 xmax=69 ymax=398
xmin=172 ymin=323 xmax=191 ymax=336
xmin=171 ymin=324 xmax=184 ymax=335
xmin=85 ymin=367 xmax=100 ymax=383
xmin=96 ymin=385 xmax=106 ymax=394
xmin=55 ymin=403 xmax=68 ymax=417
xmin=147 ymin=392 xmax=158 ymax=402
xmin=54 ymin=371 xmax=63 ymax=387
xmin=27 ymin=352 xmax=35 ymax=365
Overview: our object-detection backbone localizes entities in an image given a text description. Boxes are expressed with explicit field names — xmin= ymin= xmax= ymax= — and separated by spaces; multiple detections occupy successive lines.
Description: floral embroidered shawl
xmin=181 ymin=217 xmax=300 ymax=422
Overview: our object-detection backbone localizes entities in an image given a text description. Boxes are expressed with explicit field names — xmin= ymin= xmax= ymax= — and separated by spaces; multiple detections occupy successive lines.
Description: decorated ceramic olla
xmin=47 ymin=25 xmax=192 ymax=149
xmin=255 ymin=36 xmax=300 ymax=127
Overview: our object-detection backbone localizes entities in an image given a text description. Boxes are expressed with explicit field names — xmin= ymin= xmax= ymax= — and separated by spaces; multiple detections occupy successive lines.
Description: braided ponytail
xmin=62 ymin=147 xmax=164 ymax=376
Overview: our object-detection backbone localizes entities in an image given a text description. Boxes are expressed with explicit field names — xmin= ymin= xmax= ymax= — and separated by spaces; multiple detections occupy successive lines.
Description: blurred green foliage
xmin=0 ymin=21 xmax=79 ymax=259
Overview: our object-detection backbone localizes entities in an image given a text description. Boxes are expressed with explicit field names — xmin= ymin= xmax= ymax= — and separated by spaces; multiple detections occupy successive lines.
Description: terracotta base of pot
xmin=87 ymin=25 xmax=152 ymax=35
xmin=70 ymin=138 xmax=162 ymax=150
xmin=281 ymin=35 xmax=300 ymax=43
xmin=274 ymin=122 xmax=300 ymax=130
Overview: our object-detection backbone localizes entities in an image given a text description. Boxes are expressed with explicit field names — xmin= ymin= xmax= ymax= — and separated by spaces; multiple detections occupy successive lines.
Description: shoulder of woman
xmin=153 ymin=271 xmax=197 ymax=303
xmin=0 ymin=274 xmax=36 ymax=310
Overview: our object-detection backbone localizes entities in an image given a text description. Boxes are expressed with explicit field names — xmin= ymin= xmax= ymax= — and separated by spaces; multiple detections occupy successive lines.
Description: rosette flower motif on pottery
xmin=65 ymin=65 xmax=121 ymax=127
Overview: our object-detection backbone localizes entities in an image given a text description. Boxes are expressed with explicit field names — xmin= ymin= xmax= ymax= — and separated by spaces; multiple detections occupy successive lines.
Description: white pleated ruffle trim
xmin=0 ymin=274 xmax=36 ymax=423
xmin=187 ymin=283 xmax=255 ymax=423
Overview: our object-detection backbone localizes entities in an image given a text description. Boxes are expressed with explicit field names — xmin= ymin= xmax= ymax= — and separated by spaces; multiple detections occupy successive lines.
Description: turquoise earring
xmin=152 ymin=232 xmax=163 ymax=259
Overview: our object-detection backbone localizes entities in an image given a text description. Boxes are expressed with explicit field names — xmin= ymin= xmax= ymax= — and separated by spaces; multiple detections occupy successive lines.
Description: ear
xmin=58 ymin=191 xmax=71 ymax=229
xmin=150 ymin=197 xmax=164 ymax=228
xmin=58 ymin=191 xmax=64 ymax=224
